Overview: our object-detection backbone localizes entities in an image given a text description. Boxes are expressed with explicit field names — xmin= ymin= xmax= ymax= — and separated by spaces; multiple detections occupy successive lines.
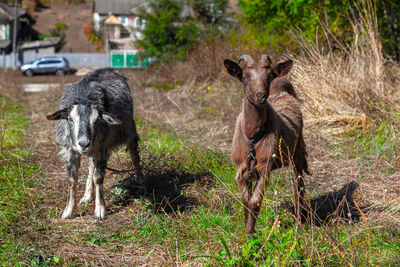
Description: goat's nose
xmin=256 ymin=92 xmax=267 ymax=102
xmin=78 ymin=138 xmax=90 ymax=148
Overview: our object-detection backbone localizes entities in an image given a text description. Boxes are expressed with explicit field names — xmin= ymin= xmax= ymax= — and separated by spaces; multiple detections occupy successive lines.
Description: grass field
xmin=1 ymin=2 xmax=400 ymax=264
xmin=0 ymin=95 xmax=39 ymax=264
xmin=1 ymin=89 xmax=400 ymax=265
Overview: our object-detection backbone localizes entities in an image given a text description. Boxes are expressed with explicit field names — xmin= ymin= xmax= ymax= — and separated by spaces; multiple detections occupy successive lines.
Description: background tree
xmin=238 ymin=0 xmax=400 ymax=59
xmin=137 ymin=0 xmax=200 ymax=61
xmin=238 ymin=0 xmax=353 ymax=50
xmin=377 ymin=0 xmax=400 ymax=60
xmin=138 ymin=0 xmax=229 ymax=62
xmin=191 ymin=0 xmax=228 ymax=27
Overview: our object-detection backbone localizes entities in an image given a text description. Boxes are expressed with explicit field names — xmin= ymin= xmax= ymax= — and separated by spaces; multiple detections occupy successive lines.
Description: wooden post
xmin=12 ymin=0 xmax=18 ymax=70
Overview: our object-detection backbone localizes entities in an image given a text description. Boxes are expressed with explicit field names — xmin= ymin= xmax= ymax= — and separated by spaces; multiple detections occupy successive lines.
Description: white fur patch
xmin=70 ymin=105 xmax=80 ymax=146
xmin=90 ymin=108 xmax=99 ymax=125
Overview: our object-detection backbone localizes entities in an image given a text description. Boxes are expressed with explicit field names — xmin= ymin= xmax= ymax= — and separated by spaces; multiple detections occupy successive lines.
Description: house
xmin=92 ymin=0 xmax=147 ymax=50
xmin=19 ymin=37 xmax=60 ymax=54
xmin=0 ymin=2 xmax=27 ymax=54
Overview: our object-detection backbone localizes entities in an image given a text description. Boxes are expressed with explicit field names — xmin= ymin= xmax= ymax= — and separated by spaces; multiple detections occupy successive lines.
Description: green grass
xmin=114 ymin=118 xmax=400 ymax=265
xmin=332 ymin=119 xmax=400 ymax=173
xmin=0 ymin=95 xmax=40 ymax=264
xmin=1 ymin=99 xmax=400 ymax=265
xmin=344 ymin=120 xmax=399 ymax=156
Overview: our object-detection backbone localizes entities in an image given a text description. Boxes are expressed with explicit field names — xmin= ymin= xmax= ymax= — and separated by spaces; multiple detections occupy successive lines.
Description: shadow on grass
xmin=112 ymin=168 xmax=212 ymax=214
xmin=288 ymin=181 xmax=370 ymax=225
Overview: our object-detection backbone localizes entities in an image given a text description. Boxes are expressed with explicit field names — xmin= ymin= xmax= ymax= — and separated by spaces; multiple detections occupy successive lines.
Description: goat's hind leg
xmin=79 ymin=157 xmax=95 ymax=205
xmin=293 ymin=170 xmax=306 ymax=221
xmin=293 ymin=145 xmax=308 ymax=221
xmin=127 ymin=120 xmax=142 ymax=176
xmin=61 ymin=150 xmax=81 ymax=219
xmin=93 ymin=155 xmax=108 ymax=220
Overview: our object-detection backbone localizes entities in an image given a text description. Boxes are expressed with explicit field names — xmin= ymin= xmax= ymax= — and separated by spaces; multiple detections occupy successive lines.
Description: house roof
xmin=93 ymin=0 xmax=147 ymax=16
xmin=104 ymin=14 xmax=122 ymax=25
xmin=0 ymin=3 xmax=26 ymax=22
xmin=19 ymin=37 xmax=61 ymax=50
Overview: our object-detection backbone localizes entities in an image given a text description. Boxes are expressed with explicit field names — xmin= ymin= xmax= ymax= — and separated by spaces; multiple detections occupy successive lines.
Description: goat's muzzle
xmin=77 ymin=137 xmax=91 ymax=153
xmin=255 ymin=92 xmax=267 ymax=104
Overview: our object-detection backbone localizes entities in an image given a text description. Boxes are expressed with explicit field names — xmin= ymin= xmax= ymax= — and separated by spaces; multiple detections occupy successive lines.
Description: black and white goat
xmin=47 ymin=68 xmax=142 ymax=220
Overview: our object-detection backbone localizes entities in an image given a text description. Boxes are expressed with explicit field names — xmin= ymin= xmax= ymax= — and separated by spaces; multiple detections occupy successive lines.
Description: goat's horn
xmin=237 ymin=54 xmax=253 ymax=65
xmin=261 ymin=54 xmax=272 ymax=66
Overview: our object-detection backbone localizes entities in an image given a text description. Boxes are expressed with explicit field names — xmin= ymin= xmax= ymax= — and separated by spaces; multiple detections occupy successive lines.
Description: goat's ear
xmin=46 ymin=108 xmax=69 ymax=120
xmin=224 ymin=59 xmax=243 ymax=81
xmin=100 ymin=112 xmax=122 ymax=125
xmin=272 ymin=60 xmax=293 ymax=77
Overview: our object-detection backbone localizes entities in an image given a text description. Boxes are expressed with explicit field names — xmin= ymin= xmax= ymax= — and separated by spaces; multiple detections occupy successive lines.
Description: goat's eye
xmin=68 ymin=117 xmax=73 ymax=122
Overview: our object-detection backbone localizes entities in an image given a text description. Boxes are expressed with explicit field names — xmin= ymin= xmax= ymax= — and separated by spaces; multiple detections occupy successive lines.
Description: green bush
xmin=137 ymin=0 xmax=200 ymax=61
xmin=50 ymin=22 xmax=67 ymax=52
xmin=137 ymin=0 xmax=228 ymax=61
xmin=238 ymin=0 xmax=400 ymax=59
xmin=192 ymin=0 xmax=228 ymax=26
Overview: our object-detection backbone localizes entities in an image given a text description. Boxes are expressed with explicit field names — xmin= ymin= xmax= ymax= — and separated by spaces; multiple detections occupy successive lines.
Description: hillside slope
xmin=32 ymin=2 xmax=98 ymax=53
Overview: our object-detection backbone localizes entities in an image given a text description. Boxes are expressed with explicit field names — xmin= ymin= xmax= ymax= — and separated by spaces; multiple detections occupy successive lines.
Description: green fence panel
xmin=111 ymin=54 xmax=124 ymax=67
xmin=126 ymin=54 xmax=138 ymax=67
xmin=110 ymin=50 xmax=152 ymax=68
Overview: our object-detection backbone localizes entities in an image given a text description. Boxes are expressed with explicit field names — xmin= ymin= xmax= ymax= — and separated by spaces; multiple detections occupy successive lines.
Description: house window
xmin=119 ymin=16 xmax=126 ymax=25
xmin=133 ymin=17 xmax=141 ymax=28
xmin=0 ymin=24 xmax=8 ymax=40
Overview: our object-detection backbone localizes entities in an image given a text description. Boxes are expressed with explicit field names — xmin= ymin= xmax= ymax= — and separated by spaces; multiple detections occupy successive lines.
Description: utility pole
xmin=12 ymin=0 xmax=18 ymax=70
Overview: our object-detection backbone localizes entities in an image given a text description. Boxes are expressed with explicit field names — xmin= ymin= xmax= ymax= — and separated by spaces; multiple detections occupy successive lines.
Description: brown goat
xmin=224 ymin=54 xmax=310 ymax=233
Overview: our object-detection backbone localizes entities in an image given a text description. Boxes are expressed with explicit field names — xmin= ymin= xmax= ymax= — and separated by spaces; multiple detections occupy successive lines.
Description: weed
xmin=0 ymin=95 xmax=39 ymax=264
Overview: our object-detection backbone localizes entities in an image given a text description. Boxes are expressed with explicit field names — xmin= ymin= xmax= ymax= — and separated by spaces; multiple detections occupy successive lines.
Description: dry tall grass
xmin=289 ymin=1 xmax=399 ymax=128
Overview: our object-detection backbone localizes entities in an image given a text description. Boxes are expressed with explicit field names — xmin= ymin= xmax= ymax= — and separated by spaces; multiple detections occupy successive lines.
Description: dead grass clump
xmin=290 ymin=1 xmax=399 ymax=127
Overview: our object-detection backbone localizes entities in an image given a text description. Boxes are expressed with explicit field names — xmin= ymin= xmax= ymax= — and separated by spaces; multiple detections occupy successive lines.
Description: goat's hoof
xmin=94 ymin=206 xmax=105 ymax=220
xmin=78 ymin=196 xmax=93 ymax=206
xmin=61 ymin=208 xmax=73 ymax=219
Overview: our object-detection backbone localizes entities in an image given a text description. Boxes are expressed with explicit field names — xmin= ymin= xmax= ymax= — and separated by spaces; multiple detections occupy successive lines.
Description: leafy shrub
xmin=137 ymin=0 xmax=200 ymax=61
xmin=238 ymin=0 xmax=400 ymax=59
xmin=50 ymin=22 xmax=67 ymax=52
xmin=137 ymin=0 xmax=229 ymax=62
xmin=83 ymin=23 xmax=103 ymax=50
xmin=192 ymin=0 xmax=228 ymax=26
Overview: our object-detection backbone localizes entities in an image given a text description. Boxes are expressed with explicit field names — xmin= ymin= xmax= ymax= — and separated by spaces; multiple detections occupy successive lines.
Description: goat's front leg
xmin=236 ymin=164 xmax=251 ymax=228
xmin=246 ymin=167 xmax=269 ymax=234
xmin=127 ymin=125 xmax=143 ymax=177
xmin=61 ymin=150 xmax=81 ymax=219
xmin=79 ymin=157 xmax=95 ymax=205
xmin=93 ymin=155 xmax=108 ymax=220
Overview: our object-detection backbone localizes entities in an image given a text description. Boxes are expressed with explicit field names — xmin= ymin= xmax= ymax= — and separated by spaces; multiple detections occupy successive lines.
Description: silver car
xmin=20 ymin=56 xmax=70 ymax=76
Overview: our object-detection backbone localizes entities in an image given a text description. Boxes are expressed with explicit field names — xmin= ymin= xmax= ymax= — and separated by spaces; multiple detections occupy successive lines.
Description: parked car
xmin=20 ymin=56 xmax=70 ymax=76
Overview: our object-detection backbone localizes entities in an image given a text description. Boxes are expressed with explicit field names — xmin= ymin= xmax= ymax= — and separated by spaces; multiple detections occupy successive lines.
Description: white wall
xmin=93 ymin=12 xmax=102 ymax=32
